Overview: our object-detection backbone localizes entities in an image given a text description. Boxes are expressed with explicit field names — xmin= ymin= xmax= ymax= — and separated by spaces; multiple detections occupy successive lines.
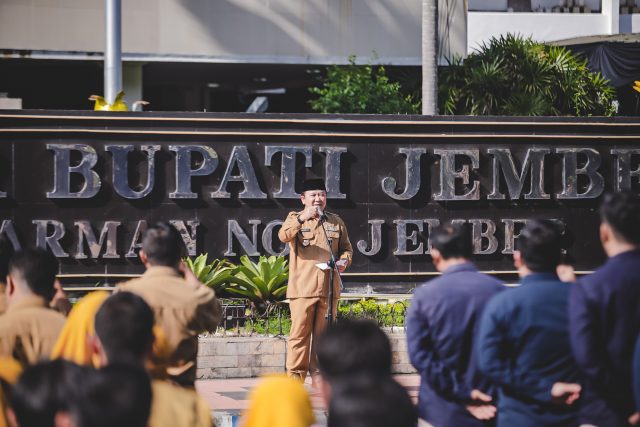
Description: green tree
xmin=309 ymin=56 xmax=420 ymax=114
xmin=439 ymin=34 xmax=617 ymax=116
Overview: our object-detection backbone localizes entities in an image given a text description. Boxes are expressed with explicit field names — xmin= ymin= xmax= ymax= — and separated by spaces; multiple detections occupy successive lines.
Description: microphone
xmin=316 ymin=207 xmax=328 ymax=221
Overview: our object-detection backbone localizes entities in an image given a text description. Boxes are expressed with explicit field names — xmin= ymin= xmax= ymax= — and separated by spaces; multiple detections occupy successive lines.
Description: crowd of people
xmin=0 ymin=190 xmax=637 ymax=427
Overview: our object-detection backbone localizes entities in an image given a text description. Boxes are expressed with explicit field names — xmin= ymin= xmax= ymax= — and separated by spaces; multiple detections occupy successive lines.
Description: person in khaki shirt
xmin=0 ymin=249 xmax=65 ymax=367
xmin=117 ymin=222 xmax=222 ymax=387
xmin=278 ymin=179 xmax=353 ymax=381
xmin=93 ymin=291 xmax=213 ymax=427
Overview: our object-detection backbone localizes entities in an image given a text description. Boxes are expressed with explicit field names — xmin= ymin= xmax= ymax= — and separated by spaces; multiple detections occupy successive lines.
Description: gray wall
xmin=0 ymin=0 xmax=428 ymax=65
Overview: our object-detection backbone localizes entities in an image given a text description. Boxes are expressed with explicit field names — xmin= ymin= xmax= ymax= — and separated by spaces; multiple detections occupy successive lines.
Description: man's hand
xmin=629 ymin=412 xmax=640 ymax=425
xmin=550 ymin=382 xmax=581 ymax=405
xmin=298 ymin=206 xmax=319 ymax=222
xmin=336 ymin=259 xmax=348 ymax=273
xmin=465 ymin=389 xmax=496 ymax=421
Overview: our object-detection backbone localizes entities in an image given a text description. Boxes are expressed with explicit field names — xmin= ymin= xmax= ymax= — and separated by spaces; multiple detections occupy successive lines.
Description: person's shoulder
xmin=484 ymin=285 xmax=517 ymax=310
xmin=412 ymin=277 xmax=448 ymax=299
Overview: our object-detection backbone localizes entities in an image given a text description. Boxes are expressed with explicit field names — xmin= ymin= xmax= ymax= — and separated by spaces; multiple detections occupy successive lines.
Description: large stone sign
xmin=0 ymin=112 xmax=638 ymax=291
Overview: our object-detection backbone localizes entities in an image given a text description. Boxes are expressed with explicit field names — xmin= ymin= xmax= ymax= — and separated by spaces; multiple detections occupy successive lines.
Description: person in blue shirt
xmin=569 ymin=191 xmax=640 ymax=427
xmin=406 ymin=223 xmax=504 ymax=427
xmin=476 ymin=220 xmax=581 ymax=427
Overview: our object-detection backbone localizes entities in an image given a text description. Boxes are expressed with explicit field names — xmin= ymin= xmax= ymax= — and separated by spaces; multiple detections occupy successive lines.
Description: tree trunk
xmin=422 ymin=0 xmax=438 ymax=115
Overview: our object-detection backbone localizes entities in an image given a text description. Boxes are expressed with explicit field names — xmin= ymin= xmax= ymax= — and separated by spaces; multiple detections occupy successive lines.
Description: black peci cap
xmin=301 ymin=178 xmax=326 ymax=193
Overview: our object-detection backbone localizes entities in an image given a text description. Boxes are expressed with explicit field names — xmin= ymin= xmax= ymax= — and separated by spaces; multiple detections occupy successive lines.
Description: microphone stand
xmin=318 ymin=212 xmax=343 ymax=326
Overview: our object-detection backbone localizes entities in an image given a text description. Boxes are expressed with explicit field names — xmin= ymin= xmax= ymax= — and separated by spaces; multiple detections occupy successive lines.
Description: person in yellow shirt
xmin=93 ymin=291 xmax=213 ymax=427
xmin=0 ymin=357 xmax=21 ymax=427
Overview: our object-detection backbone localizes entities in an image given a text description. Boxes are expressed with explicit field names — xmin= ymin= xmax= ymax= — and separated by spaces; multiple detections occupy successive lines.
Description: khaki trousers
xmin=287 ymin=297 xmax=338 ymax=379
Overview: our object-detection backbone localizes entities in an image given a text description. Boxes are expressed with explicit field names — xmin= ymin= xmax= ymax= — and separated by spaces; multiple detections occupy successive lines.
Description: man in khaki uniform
xmin=278 ymin=179 xmax=353 ymax=380
xmin=118 ymin=222 xmax=222 ymax=387
xmin=0 ymin=249 xmax=65 ymax=367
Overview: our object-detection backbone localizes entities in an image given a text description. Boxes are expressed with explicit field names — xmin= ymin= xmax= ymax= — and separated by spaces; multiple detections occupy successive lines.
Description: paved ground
xmin=196 ymin=374 xmax=421 ymax=426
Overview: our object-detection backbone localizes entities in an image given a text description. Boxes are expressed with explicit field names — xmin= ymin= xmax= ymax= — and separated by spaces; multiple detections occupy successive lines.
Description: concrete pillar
xmin=602 ymin=0 xmax=620 ymax=34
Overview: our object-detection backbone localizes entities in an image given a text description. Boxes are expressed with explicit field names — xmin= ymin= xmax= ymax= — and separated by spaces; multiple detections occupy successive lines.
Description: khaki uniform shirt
xmin=117 ymin=267 xmax=222 ymax=385
xmin=0 ymin=295 xmax=66 ymax=366
xmin=278 ymin=211 xmax=353 ymax=299
xmin=149 ymin=380 xmax=212 ymax=427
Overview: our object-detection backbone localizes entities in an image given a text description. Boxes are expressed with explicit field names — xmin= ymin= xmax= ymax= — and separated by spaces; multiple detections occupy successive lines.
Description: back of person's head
xmin=76 ymin=364 xmax=151 ymax=427
xmin=8 ymin=248 xmax=58 ymax=301
xmin=0 ymin=235 xmax=15 ymax=284
xmin=600 ymin=191 xmax=640 ymax=245
xmin=9 ymin=359 xmax=88 ymax=427
xmin=431 ymin=223 xmax=472 ymax=260
xmin=316 ymin=319 xmax=392 ymax=382
xmin=141 ymin=222 xmax=185 ymax=267
xmin=94 ymin=292 xmax=154 ymax=366
xmin=516 ymin=219 xmax=562 ymax=273
xmin=327 ymin=375 xmax=417 ymax=427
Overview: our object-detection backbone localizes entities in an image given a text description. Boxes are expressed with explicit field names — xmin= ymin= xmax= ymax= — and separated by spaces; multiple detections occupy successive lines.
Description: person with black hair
xmin=476 ymin=220 xmax=581 ymax=427
xmin=327 ymin=375 xmax=418 ymax=427
xmin=278 ymin=179 xmax=353 ymax=382
xmin=93 ymin=292 xmax=212 ymax=427
xmin=315 ymin=319 xmax=392 ymax=405
xmin=76 ymin=364 xmax=152 ymax=427
xmin=406 ymin=223 xmax=503 ymax=427
xmin=569 ymin=190 xmax=640 ymax=427
xmin=8 ymin=359 xmax=88 ymax=427
xmin=0 ymin=248 xmax=65 ymax=366
xmin=0 ymin=235 xmax=15 ymax=315
xmin=117 ymin=222 xmax=222 ymax=387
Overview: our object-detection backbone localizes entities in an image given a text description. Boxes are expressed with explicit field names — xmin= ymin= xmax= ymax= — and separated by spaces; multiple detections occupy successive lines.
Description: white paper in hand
xmin=315 ymin=262 xmax=330 ymax=271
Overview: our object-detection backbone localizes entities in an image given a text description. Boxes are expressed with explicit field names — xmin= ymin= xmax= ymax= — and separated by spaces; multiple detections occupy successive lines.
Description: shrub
xmin=309 ymin=55 xmax=420 ymax=114
xmin=439 ymin=34 xmax=617 ymax=116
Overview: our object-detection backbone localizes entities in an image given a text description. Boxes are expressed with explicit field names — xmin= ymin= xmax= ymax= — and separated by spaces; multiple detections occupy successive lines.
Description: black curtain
xmin=569 ymin=42 xmax=640 ymax=88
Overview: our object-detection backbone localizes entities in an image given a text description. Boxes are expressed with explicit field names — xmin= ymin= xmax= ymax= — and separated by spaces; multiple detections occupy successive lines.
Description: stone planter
xmin=197 ymin=332 xmax=416 ymax=379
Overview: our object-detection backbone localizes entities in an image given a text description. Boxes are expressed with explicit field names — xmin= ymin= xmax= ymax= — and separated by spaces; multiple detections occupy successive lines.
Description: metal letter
xmin=488 ymin=148 xmax=550 ymax=200
xmin=46 ymin=144 xmax=101 ymax=199
xmin=265 ymin=146 xmax=313 ymax=198
xmin=0 ymin=220 xmax=21 ymax=250
xmin=106 ymin=144 xmax=160 ymax=199
xmin=320 ymin=147 xmax=347 ymax=199
xmin=423 ymin=219 xmax=441 ymax=254
xmin=169 ymin=220 xmax=199 ymax=256
xmin=433 ymin=149 xmax=480 ymax=201
xmin=74 ymin=221 xmax=120 ymax=259
xmin=357 ymin=220 xmax=384 ymax=256
xmin=556 ymin=148 xmax=604 ymax=199
xmin=211 ymin=146 xmax=266 ymax=199
xmin=225 ymin=220 xmax=260 ymax=257
xmin=262 ymin=220 xmax=289 ymax=256
xmin=381 ymin=148 xmax=426 ymax=201
xmin=469 ymin=219 xmax=498 ymax=254
xmin=169 ymin=145 xmax=218 ymax=199
xmin=502 ymin=219 xmax=528 ymax=254
xmin=611 ymin=149 xmax=640 ymax=191
xmin=33 ymin=220 xmax=69 ymax=257
xmin=393 ymin=219 xmax=424 ymax=256
xmin=125 ymin=220 xmax=147 ymax=258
